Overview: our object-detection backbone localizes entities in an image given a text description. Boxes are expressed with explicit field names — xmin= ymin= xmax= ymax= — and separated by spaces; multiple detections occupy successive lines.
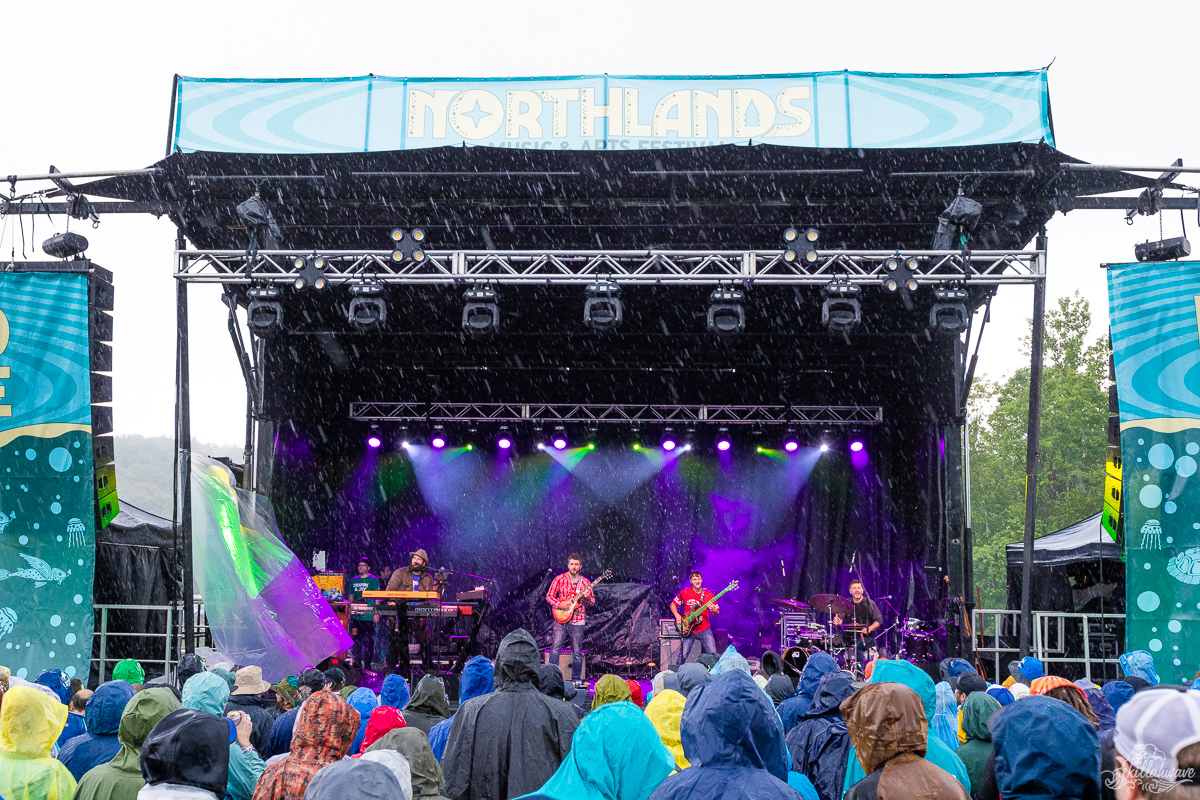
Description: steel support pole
xmin=175 ymin=238 xmax=195 ymax=654
xmin=1019 ymin=233 xmax=1048 ymax=657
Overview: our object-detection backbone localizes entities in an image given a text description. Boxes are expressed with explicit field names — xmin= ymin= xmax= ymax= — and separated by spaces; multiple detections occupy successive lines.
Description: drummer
xmin=833 ymin=579 xmax=882 ymax=663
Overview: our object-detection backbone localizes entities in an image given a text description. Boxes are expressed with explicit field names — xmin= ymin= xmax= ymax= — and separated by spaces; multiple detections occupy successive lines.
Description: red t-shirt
xmin=673 ymin=587 xmax=718 ymax=633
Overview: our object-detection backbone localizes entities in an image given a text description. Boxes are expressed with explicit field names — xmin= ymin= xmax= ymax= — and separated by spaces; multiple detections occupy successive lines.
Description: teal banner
xmin=172 ymin=70 xmax=1053 ymax=155
xmin=1109 ymin=261 xmax=1200 ymax=683
xmin=0 ymin=273 xmax=95 ymax=683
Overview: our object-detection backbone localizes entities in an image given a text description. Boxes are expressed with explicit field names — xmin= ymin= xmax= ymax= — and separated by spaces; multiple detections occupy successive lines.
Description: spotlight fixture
xmin=398 ymin=426 xmax=411 ymax=447
xmin=552 ymin=426 xmax=568 ymax=450
xmin=715 ymin=427 xmax=732 ymax=452
xmin=390 ymin=228 xmax=427 ymax=264
xmin=849 ymin=440 xmax=865 ymax=453
xmin=585 ymin=424 xmax=599 ymax=444
xmin=41 ymin=232 xmax=89 ymax=259
xmin=462 ymin=285 xmax=500 ymax=336
xmin=661 ymin=428 xmax=677 ymax=452
xmin=348 ymin=283 xmax=387 ymax=330
xmin=430 ymin=425 xmax=447 ymax=450
xmin=367 ymin=425 xmax=382 ymax=449
xmin=782 ymin=226 xmax=819 ymax=266
xmin=930 ymin=286 xmax=969 ymax=335
xmin=821 ymin=281 xmax=862 ymax=336
xmin=683 ymin=427 xmax=696 ymax=451
xmin=293 ymin=255 xmax=329 ymax=291
xmin=584 ymin=280 xmax=623 ymax=331
xmin=246 ymin=285 xmax=284 ymax=337
xmin=783 ymin=428 xmax=799 ymax=453
xmin=881 ymin=255 xmax=920 ymax=310
xmin=533 ymin=426 xmax=546 ymax=450
xmin=707 ymin=287 xmax=745 ymax=336
xmin=1135 ymin=237 xmax=1191 ymax=262
xmin=496 ymin=425 xmax=513 ymax=450
xmin=819 ymin=443 xmax=830 ymax=453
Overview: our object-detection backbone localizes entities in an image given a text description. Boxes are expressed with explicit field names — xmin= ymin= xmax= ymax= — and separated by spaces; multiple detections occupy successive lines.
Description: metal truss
xmin=176 ymin=248 xmax=1044 ymax=286
xmin=349 ymin=402 xmax=883 ymax=426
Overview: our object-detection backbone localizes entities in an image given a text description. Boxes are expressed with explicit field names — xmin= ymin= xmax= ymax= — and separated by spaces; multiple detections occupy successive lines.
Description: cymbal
xmin=772 ymin=598 xmax=811 ymax=611
xmin=808 ymin=594 xmax=853 ymax=615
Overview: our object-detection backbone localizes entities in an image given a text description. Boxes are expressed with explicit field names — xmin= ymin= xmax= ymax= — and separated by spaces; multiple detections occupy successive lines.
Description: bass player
xmin=671 ymin=570 xmax=720 ymax=664
xmin=546 ymin=553 xmax=594 ymax=682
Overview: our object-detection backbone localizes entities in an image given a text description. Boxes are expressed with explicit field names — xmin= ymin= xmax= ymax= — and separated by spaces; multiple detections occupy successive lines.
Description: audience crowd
xmin=0 ymin=636 xmax=1196 ymax=800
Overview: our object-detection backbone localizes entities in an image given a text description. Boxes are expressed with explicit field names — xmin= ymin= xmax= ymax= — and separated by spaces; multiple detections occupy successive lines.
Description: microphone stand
xmin=880 ymin=595 xmax=903 ymax=657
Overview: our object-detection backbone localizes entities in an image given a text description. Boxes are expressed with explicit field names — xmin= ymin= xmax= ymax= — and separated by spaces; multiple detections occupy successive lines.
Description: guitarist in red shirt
xmin=546 ymin=554 xmax=594 ymax=682
xmin=671 ymin=570 xmax=720 ymax=665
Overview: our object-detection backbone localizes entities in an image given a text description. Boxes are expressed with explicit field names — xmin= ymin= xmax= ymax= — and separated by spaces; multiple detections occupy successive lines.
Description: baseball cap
xmin=957 ymin=673 xmax=988 ymax=696
xmin=1114 ymin=688 xmax=1200 ymax=782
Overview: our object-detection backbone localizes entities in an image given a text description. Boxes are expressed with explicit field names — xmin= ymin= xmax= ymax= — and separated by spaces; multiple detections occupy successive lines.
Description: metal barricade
xmin=972 ymin=608 xmax=1123 ymax=683
xmin=93 ymin=601 xmax=208 ymax=683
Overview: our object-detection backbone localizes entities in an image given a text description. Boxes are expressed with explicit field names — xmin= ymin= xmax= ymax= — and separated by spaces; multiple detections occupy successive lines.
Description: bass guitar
xmin=552 ymin=569 xmax=612 ymax=624
xmin=675 ymin=580 xmax=739 ymax=636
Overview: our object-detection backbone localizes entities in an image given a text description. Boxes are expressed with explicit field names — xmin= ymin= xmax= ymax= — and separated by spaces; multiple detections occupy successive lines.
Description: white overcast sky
xmin=1 ymin=0 xmax=1196 ymax=446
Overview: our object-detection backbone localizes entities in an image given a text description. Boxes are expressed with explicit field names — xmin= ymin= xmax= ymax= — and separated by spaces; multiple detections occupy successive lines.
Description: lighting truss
xmin=348 ymin=402 xmax=883 ymax=426
xmin=175 ymin=248 xmax=1044 ymax=286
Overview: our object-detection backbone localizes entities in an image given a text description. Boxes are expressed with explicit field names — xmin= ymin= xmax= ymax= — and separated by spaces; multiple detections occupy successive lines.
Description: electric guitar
xmin=551 ymin=569 xmax=612 ymax=624
xmin=675 ymin=580 xmax=739 ymax=636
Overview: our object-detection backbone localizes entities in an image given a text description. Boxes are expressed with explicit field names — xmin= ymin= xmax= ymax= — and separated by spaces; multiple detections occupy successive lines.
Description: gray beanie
xmin=1114 ymin=688 xmax=1200 ymax=781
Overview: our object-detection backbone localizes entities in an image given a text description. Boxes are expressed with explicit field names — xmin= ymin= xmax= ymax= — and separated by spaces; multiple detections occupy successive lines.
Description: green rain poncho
xmin=955 ymin=691 xmax=1001 ymax=794
xmin=70 ymin=688 xmax=181 ymax=800
xmin=0 ymin=686 xmax=76 ymax=800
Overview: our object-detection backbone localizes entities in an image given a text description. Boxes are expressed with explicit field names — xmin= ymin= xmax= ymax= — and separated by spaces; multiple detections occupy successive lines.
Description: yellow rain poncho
xmin=0 ymin=685 xmax=76 ymax=800
xmin=644 ymin=688 xmax=689 ymax=771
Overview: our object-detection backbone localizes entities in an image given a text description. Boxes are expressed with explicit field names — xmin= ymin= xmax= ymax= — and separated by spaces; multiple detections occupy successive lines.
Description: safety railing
xmin=93 ymin=602 xmax=209 ymax=683
xmin=972 ymin=608 xmax=1124 ymax=683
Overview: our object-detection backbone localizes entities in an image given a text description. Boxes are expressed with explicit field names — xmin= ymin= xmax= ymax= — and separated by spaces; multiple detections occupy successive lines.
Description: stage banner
xmin=190 ymin=455 xmax=352 ymax=681
xmin=171 ymin=70 xmax=1053 ymax=155
xmin=1109 ymin=261 xmax=1200 ymax=682
xmin=0 ymin=273 xmax=96 ymax=683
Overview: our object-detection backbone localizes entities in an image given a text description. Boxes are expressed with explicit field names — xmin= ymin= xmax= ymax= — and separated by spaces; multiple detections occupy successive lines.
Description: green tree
xmin=969 ymin=292 xmax=1110 ymax=610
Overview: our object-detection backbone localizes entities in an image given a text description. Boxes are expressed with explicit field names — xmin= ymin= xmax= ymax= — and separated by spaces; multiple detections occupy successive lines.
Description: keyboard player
xmin=385 ymin=548 xmax=441 ymax=676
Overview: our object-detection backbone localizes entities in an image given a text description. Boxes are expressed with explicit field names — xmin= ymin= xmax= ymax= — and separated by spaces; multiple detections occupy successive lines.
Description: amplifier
xmin=658 ymin=618 xmax=681 ymax=639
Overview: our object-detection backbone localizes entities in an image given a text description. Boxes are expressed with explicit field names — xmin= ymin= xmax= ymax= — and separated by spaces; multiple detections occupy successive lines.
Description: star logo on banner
xmin=462 ymin=101 xmax=491 ymax=126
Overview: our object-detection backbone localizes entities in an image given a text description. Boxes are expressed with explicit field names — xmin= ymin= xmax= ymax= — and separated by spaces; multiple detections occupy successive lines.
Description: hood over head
xmin=804 ymin=671 xmax=858 ymax=717
xmin=0 ymin=685 xmax=68 ymax=757
xmin=35 ymin=669 xmax=71 ymax=704
xmin=591 ymin=674 xmax=632 ymax=711
xmin=987 ymin=686 xmax=1014 ymax=707
xmin=358 ymin=750 xmax=414 ymax=800
xmin=960 ymin=691 xmax=1001 ymax=742
xmin=305 ymin=757 xmax=406 ymax=800
xmin=459 ymin=655 xmax=494 ymax=703
xmin=362 ymin=705 xmax=406 ymax=751
xmin=841 ymin=682 xmax=928 ymax=774
xmin=1119 ymin=650 xmax=1160 ymax=686
xmin=645 ymin=689 xmax=689 ymax=771
xmin=118 ymin=688 xmax=182 ymax=752
xmin=710 ymin=645 xmax=752 ymax=676
xmin=140 ymin=707 xmax=230 ymax=798
xmin=1102 ymin=680 xmax=1135 ymax=713
xmin=112 ymin=659 xmax=146 ymax=685
xmin=796 ymin=652 xmax=839 ymax=701
xmin=764 ymin=675 xmax=794 ymax=707
xmin=348 ymin=686 xmax=381 ymax=752
xmin=662 ymin=663 xmax=710 ymax=697
xmin=537 ymin=665 xmax=568 ymax=700
xmin=869 ymin=659 xmax=936 ymax=721
xmin=992 ymin=695 xmax=1101 ymax=799
xmin=760 ymin=651 xmax=783 ymax=677
xmin=365 ymin=726 xmax=445 ymax=799
xmin=1085 ymin=687 xmax=1116 ymax=733
xmin=495 ymin=628 xmax=541 ymax=689
xmin=85 ymin=680 xmax=137 ymax=736
xmin=176 ymin=653 xmax=206 ymax=689
xmin=293 ymin=689 xmax=360 ymax=761
xmin=680 ymin=668 xmax=789 ymax=781
xmin=181 ymin=671 xmax=231 ymax=716
xmin=625 ymin=679 xmax=643 ymax=708
xmin=381 ymin=673 xmax=410 ymax=709
xmin=405 ymin=676 xmax=449 ymax=718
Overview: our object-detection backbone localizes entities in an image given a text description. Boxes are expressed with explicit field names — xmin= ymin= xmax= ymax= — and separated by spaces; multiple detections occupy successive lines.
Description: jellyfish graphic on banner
xmin=190 ymin=455 xmax=351 ymax=680
xmin=1109 ymin=261 xmax=1200 ymax=683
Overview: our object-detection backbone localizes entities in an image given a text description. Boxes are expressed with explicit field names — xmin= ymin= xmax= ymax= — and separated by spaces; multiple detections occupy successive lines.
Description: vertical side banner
xmin=1109 ymin=261 xmax=1200 ymax=683
xmin=0 ymin=273 xmax=95 ymax=682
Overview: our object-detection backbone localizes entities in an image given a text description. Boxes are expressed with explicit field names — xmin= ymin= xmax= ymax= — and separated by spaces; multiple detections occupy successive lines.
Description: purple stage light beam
xmin=431 ymin=435 xmax=447 ymax=449
xmin=367 ymin=435 xmax=382 ymax=449
xmin=552 ymin=436 xmax=568 ymax=450
xmin=662 ymin=438 xmax=676 ymax=451
xmin=849 ymin=440 xmax=865 ymax=453
xmin=716 ymin=438 xmax=731 ymax=452
xmin=497 ymin=436 xmax=512 ymax=450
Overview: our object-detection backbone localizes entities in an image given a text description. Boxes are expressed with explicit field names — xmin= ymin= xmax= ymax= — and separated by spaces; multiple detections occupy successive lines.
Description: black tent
xmin=1005 ymin=513 xmax=1125 ymax=614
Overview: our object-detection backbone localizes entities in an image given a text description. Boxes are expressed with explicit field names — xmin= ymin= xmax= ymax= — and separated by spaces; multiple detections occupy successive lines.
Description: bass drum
xmin=781 ymin=645 xmax=817 ymax=678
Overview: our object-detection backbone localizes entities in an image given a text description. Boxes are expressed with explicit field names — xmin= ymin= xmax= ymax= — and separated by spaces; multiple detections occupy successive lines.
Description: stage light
xmin=1135 ymin=237 xmax=1191 ymax=262
xmin=683 ymin=428 xmax=696 ymax=451
xmin=715 ymin=428 xmax=732 ymax=452
xmin=930 ymin=286 xmax=969 ymax=335
xmin=822 ymin=281 xmax=861 ymax=336
xmin=932 ymin=191 xmax=983 ymax=250
xmin=882 ymin=256 xmax=920 ymax=310
xmin=497 ymin=426 xmax=513 ymax=450
xmin=783 ymin=428 xmax=799 ymax=453
xmin=632 ymin=442 xmax=641 ymax=451
xmin=707 ymin=288 xmax=745 ymax=335
xmin=783 ymin=227 xmax=819 ymax=266
xmin=390 ymin=227 xmax=427 ymax=264
xmin=349 ymin=283 xmax=386 ymax=330
xmin=431 ymin=426 xmax=447 ymax=450
xmin=246 ymin=285 xmax=284 ymax=338
xmin=399 ymin=426 xmax=411 ymax=447
xmin=293 ymin=256 xmax=329 ymax=291
xmin=463 ymin=286 xmax=500 ymax=336
xmin=820 ymin=443 xmax=830 ymax=453
xmin=661 ymin=428 xmax=677 ymax=451
xmin=849 ymin=440 xmax=864 ymax=452
xmin=41 ymin=232 xmax=88 ymax=259
xmin=367 ymin=425 xmax=382 ymax=449
xmin=552 ymin=426 xmax=568 ymax=450
xmin=587 ymin=443 xmax=596 ymax=450
xmin=584 ymin=281 xmax=623 ymax=331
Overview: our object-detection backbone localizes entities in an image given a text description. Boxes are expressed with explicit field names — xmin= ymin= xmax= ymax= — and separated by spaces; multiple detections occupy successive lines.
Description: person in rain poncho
xmin=429 ymin=655 xmax=493 ymax=762
xmin=1118 ymin=651 xmax=1159 ymax=686
xmin=660 ymin=664 xmax=710 ymax=700
xmin=251 ymin=689 xmax=359 ymax=800
xmin=778 ymin=652 xmax=838 ymax=733
xmin=442 ymin=629 xmax=580 ymax=800
xmin=72 ymin=688 xmax=180 ymax=800
xmin=518 ymin=701 xmax=674 ymax=800
xmin=357 ymin=750 xmax=413 ymax=800
xmin=304 ymin=757 xmax=407 ymax=800
xmin=0 ymin=685 xmax=77 ymax=800
xmin=181 ymin=671 xmax=265 ymax=800
xmin=381 ymin=673 xmax=411 ymax=710
xmin=931 ymin=682 xmax=960 ymax=752
xmin=644 ymin=690 xmax=688 ymax=772
xmin=366 ymin=727 xmax=449 ymax=800
xmin=647 ymin=668 xmax=804 ymax=800
xmin=624 ymin=680 xmax=643 ymax=709
xmin=35 ymin=669 xmax=71 ymax=705
xmin=974 ymin=695 xmax=1101 ymax=800
xmin=709 ymin=646 xmax=752 ymax=676
xmin=403 ymin=676 xmax=449 ymax=736
xmin=57 ymin=680 xmax=136 ymax=780
xmin=359 ymin=705 xmax=406 ymax=754
xmin=841 ymin=682 xmax=968 ymax=800
xmin=264 ymin=669 xmax=327 ymax=760
xmin=537 ymin=665 xmax=585 ymax=724
xmin=842 ymin=659 xmax=970 ymax=795
xmin=138 ymin=708 xmax=230 ymax=800
xmin=112 ymin=660 xmax=146 ymax=688
xmin=346 ymin=687 xmax=380 ymax=754
xmin=590 ymin=675 xmax=632 ymax=712
xmin=785 ymin=670 xmax=857 ymax=800
xmin=1101 ymin=681 xmax=1134 ymax=714
xmin=764 ymin=675 xmax=795 ymax=708
xmin=954 ymin=691 xmax=1000 ymax=797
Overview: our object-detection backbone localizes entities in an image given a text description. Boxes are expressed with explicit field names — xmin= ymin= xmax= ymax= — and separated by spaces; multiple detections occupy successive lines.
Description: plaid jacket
xmin=546 ymin=572 xmax=593 ymax=624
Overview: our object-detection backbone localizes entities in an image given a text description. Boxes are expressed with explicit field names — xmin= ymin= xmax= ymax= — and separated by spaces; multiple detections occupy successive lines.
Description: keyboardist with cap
xmin=384 ymin=548 xmax=440 ymax=677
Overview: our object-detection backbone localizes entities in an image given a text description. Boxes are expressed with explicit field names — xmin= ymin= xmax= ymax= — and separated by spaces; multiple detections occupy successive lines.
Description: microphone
xmin=780 ymin=560 xmax=786 ymax=578
xmin=876 ymin=595 xmax=893 ymax=600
